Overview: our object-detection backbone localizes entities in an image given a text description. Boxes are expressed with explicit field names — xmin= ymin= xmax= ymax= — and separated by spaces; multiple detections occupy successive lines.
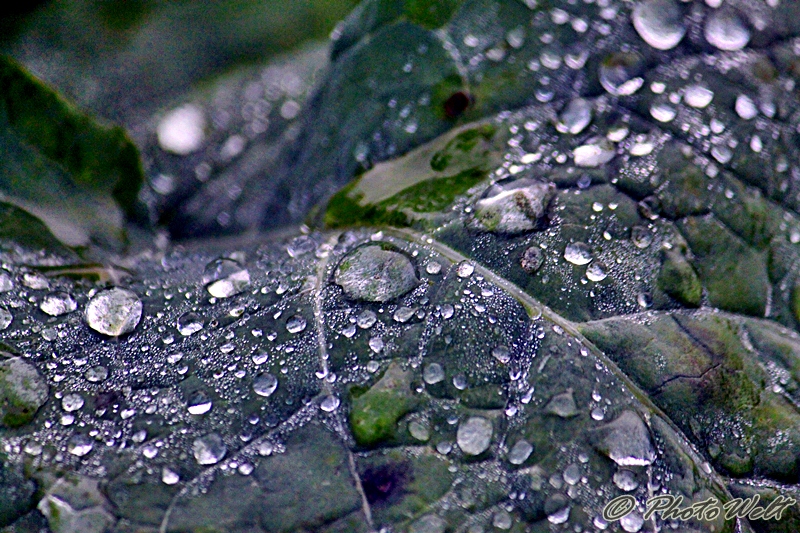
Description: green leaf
xmin=0 ymin=55 xmax=144 ymax=251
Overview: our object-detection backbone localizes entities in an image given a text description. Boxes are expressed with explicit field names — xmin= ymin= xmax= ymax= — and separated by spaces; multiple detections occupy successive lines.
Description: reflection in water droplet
xmin=0 ymin=308 xmax=12 ymax=331
xmin=556 ymin=98 xmax=592 ymax=134
xmin=40 ymin=291 xmax=77 ymax=316
xmin=507 ymin=439 xmax=533 ymax=464
xmin=177 ymin=312 xmax=204 ymax=336
xmin=735 ymin=94 xmax=758 ymax=120
xmin=599 ymin=52 xmax=645 ymax=96
xmin=457 ymin=416 xmax=493 ymax=455
xmin=650 ymin=103 xmax=676 ymax=123
xmin=67 ymin=434 xmax=93 ymax=457
xmin=157 ymin=104 xmax=206 ymax=155
xmin=85 ymin=288 xmax=142 ymax=337
xmin=320 ymin=395 xmax=340 ymax=412
xmin=573 ymin=139 xmax=616 ymax=167
xmin=286 ymin=315 xmax=307 ymax=334
xmin=162 ymin=467 xmax=180 ymax=485
xmin=704 ymin=9 xmax=750 ymax=51
xmin=423 ymin=363 xmax=445 ymax=384
xmin=61 ymin=393 xmax=84 ymax=412
xmin=564 ymin=243 xmax=593 ymax=265
xmin=253 ymin=373 xmax=278 ymax=397
xmin=456 ymin=261 xmax=474 ymax=278
xmin=586 ymin=261 xmax=608 ymax=282
xmin=684 ymin=85 xmax=714 ymax=108
xmin=187 ymin=391 xmax=213 ymax=415
xmin=632 ymin=0 xmax=686 ymax=50
xmin=193 ymin=433 xmax=226 ymax=465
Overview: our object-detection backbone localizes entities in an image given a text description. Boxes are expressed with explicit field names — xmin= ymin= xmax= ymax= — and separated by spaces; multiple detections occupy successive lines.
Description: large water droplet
xmin=203 ymin=258 xmax=250 ymax=298
xmin=632 ymin=0 xmax=686 ymax=50
xmin=286 ymin=315 xmax=307 ymax=334
xmin=356 ymin=309 xmax=377 ymax=329
xmin=735 ymin=94 xmax=758 ymax=120
xmin=564 ymin=243 xmax=593 ymax=265
xmin=596 ymin=411 xmax=656 ymax=466
xmin=613 ymin=469 xmax=639 ymax=491
xmin=520 ymin=246 xmax=544 ymax=274
xmin=162 ymin=467 xmax=180 ymax=485
xmin=649 ymin=103 xmax=676 ymax=123
xmin=177 ymin=312 xmax=204 ymax=336
xmin=40 ymin=291 xmax=77 ymax=316
xmin=67 ymin=434 xmax=93 ymax=457
xmin=507 ymin=439 xmax=533 ymax=464
xmin=423 ymin=363 xmax=445 ymax=384
xmin=85 ymin=288 xmax=142 ymax=337
xmin=599 ymin=52 xmax=645 ymax=96
xmin=684 ymin=85 xmax=714 ymax=108
xmin=456 ymin=261 xmax=474 ymax=278
xmin=586 ymin=261 xmax=608 ymax=282
xmin=253 ymin=373 xmax=278 ymax=397
xmin=492 ymin=345 xmax=511 ymax=364
xmin=573 ymin=138 xmax=616 ymax=167
xmin=474 ymin=180 xmax=556 ymax=233
xmin=193 ymin=433 xmax=227 ymax=465
xmin=61 ymin=393 xmax=84 ymax=412
xmin=556 ymin=98 xmax=592 ymax=134
xmin=704 ymin=8 xmax=750 ymax=51
xmin=0 ymin=308 xmax=12 ymax=331
xmin=0 ymin=271 xmax=12 ymax=292
xmin=157 ymin=104 xmax=206 ymax=155
xmin=320 ymin=395 xmax=340 ymax=412
xmin=187 ymin=391 xmax=213 ymax=415
xmin=545 ymin=390 xmax=579 ymax=417
xmin=334 ymin=245 xmax=419 ymax=302
xmin=456 ymin=416 xmax=493 ymax=455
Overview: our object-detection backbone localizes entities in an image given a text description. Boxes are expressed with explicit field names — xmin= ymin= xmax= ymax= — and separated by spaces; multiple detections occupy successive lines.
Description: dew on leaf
xmin=632 ymin=0 xmax=686 ymax=50
xmin=177 ymin=312 xmax=204 ymax=336
xmin=456 ymin=416 xmax=493 ymax=455
xmin=704 ymin=8 xmax=750 ymax=51
xmin=40 ymin=291 xmax=77 ymax=316
xmin=85 ymin=288 xmax=142 ymax=337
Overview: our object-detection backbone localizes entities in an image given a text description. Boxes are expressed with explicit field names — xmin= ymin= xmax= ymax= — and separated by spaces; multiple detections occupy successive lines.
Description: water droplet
xmin=409 ymin=420 xmax=430 ymax=441
xmin=286 ymin=315 xmax=307 ymax=334
xmin=573 ymin=138 xmax=616 ymax=167
xmin=599 ymin=52 xmax=645 ymax=96
xmin=711 ymin=145 xmax=733 ymax=164
xmin=0 ymin=308 xmax=12 ymax=331
xmin=650 ymin=103 xmax=676 ymax=123
xmin=545 ymin=390 xmax=579 ymax=417
xmin=393 ymin=306 xmax=415 ymax=323
xmin=556 ymin=98 xmax=592 ymax=134
xmin=177 ymin=312 xmax=204 ymax=336
xmin=187 ymin=391 xmax=213 ymax=415
xmin=564 ymin=242 xmax=593 ymax=265
xmin=735 ymin=94 xmax=758 ymax=120
xmin=704 ymin=8 xmax=750 ymax=51
xmin=520 ymin=246 xmax=544 ymax=274
xmin=357 ymin=310 xmax=377 ymax=329
xmin=453 ymin=374 xmax=468 ymax=390
xmin=0 ymin=271 xmax=12 ymax=292
xmin=546 ymin=495 xmax=571 ymax=524
xmin=684 ymin=85 xmax=714 ymax=108
xmin=67 ymin=434 xmax=93 ymax=457
xmin=85 ymin=288 xmax=142 ymax=337
xmin=61 ymin=393 xmax=84 ymax=412
xmin=157 ymin=104 xmax=206 ymax=155
xmin=632 ymin=0 xmax=686 ymax=50
xmin=456 ymin=261 xmax=474 ymax=278
xmin=84 ymin=365 xmax=108 ymax=383
xmin=613 ymin=469 xmax=639 ymax=491
xmin=507 ymin=439 xmax=533 ymax=464
xmin=637 ymin=292 xmax=653 ymax=308
xmin=193 ymin=433 xmax=226 ymax=465
xmin=493 ymin=510 xmax=513 ymax=530
xmin=368 ymin=336 xmax=384 ymax=353
xmin=492 ymin=345 xmax=511 ymax=364
xmin=474 ymin=180 xmax=556 ymax=234
xmin=40 ymin=291 xmax=76 ymax=316
xmin=423 ymin=363 xmax=445 ymax=384
xmin=409 ymin=514 xmax=446 ymax=533
xmin=203 ymin=259 xmax=250 ymax=298
xmin=162 ymin=467 xmax=180 ymax=485
xmin=631 ymin=226 xmax=652 ymax=248
xmin=253 ymin=373 xmax=278 ymax=397
xmin=596 ymin=411 xmax=656 ymax=466
xmin=621 ymin=512 xmax=645 ymax=532
xmin=440 ymin=304 xmax=454 ymax=319
xmin=457 ymin=416 xmax=493 ymax=455
xmin=320 ymin=395 xmax=340 ymax=412
xmin=563 ymin=463 xmax=581 ymax=485
xmin=21 ymin=272 xmax=48 ymax=290
xmin=334 ymin=245 xmax=419 ymax=302
xmin=426 ymin=261 xmax=442 ymax=275
xmin=586 ymin=261 xmax=608 ymax=282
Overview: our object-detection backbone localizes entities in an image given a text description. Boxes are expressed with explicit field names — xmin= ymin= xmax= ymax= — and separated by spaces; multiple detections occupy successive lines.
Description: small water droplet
xmin=735 ymin=94 xmax=758 ymax=120
xmin=704 ymin=8 xmax=750 ymax=51
xmin=556 ymin=98 xmax=592 ymax=134
xmin=61 ymin=393 xmax=84 ymax=412
xmin=507 ymin=439 xmax=533 ymax=464
xmin=67 ymin=434 xmax=93 ymax=457
xmin=320 ymin=395 xmax=340 ymax=412
xmin=599 ymin=52 xmax=645 ymax=96
xmin=564 ymin=242 xmax=593 ymax=265
xmin=157 ymin=104 xmax=206 ymax=155
xmin=193 ymin=433 xmax=226 ymax=465
xmin=573 ymin=138 xmax=616 ymax=167
xmin=162 ymin=467 xmax=180 ymax=485
xmin=457 ymin=416 xmax=493 ymax=455
xmin=586 ymin=261 xmax=608 ymax=282
xmin=426 ymin=261 xmax=442 ymax=275
xmin=286 ymin=315 xmax=307 ymax=334
xmin=492 ymin=345 xmax=511 ymax=364
xmin=357 ymin=309 xmax=377 ymax=329
xmin=632 ymin=0 xmax=686 ymax=50
xmin=456 ymin=261 xmax=474 ymax=278
xmin=423 ymin=363 xmax=445 ymax=384
xmin=177 ymin=312 xmax=204 ymax=336
xmin=0 ymin=308 xmax=12 ymax=331
xmin=684 ymin=85 xmax=714 ymax=108
xmin=40 ymin=291 xmax=77 ymax=316
xmin=393 ymin=306 xmax=415 ymax=323
xmin=187 ymin=391 xmax=213 ymax=415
